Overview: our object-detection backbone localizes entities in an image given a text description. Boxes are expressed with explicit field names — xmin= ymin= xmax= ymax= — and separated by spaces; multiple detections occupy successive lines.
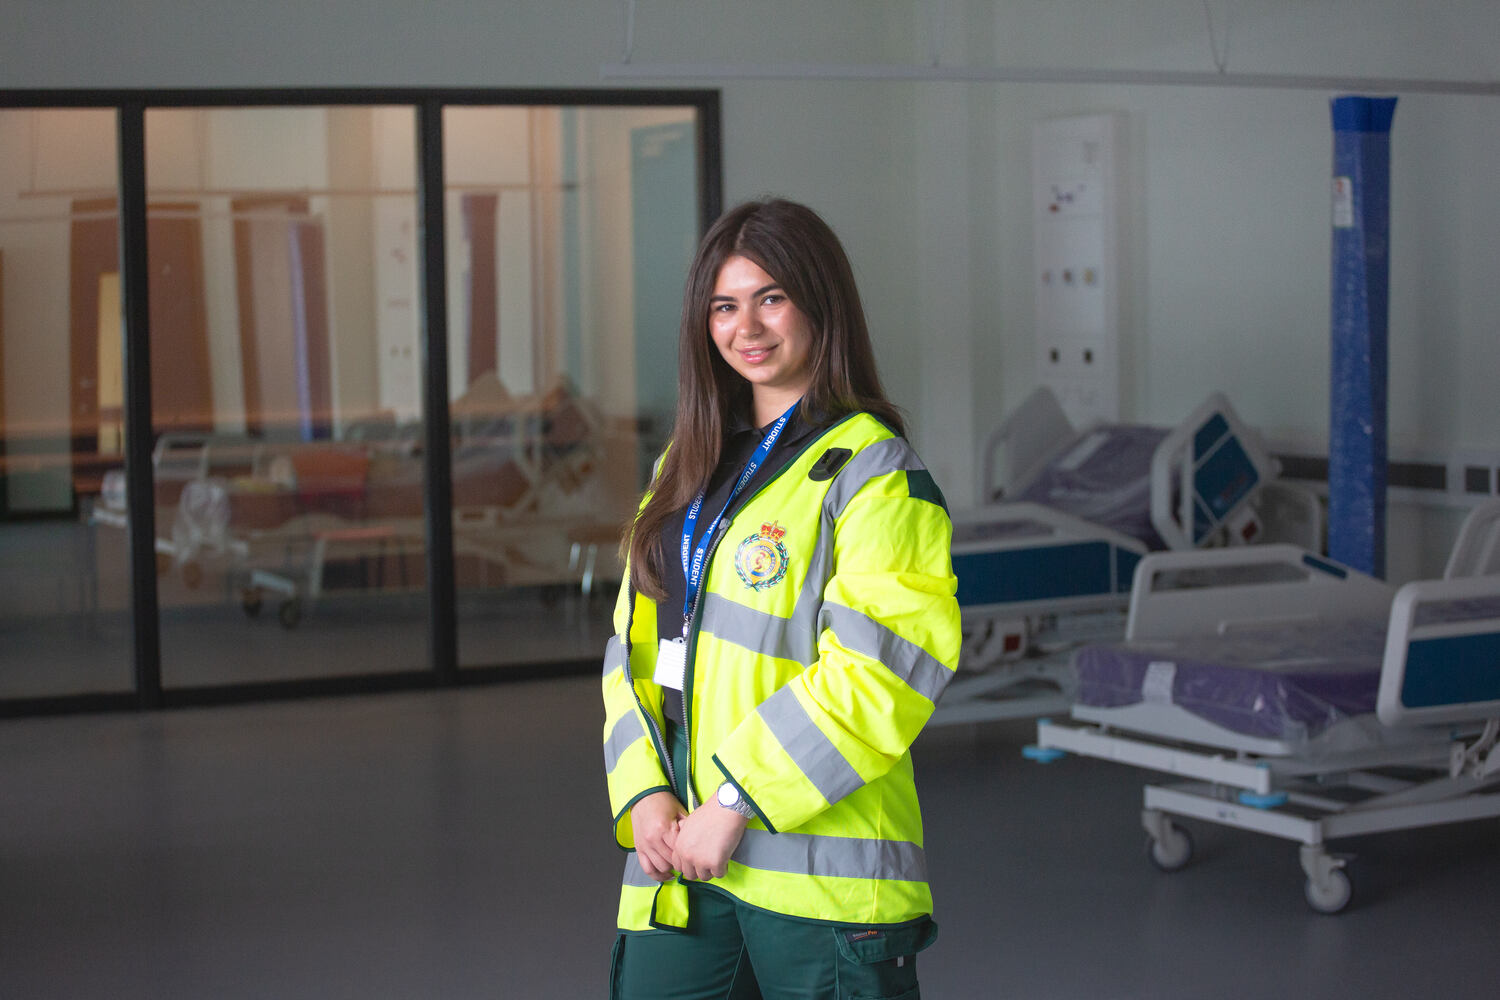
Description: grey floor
xmin=3 ymin=679 xmax=1497 ymax=999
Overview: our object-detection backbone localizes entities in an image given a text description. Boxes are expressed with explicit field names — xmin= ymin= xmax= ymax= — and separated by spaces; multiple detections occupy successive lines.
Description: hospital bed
xmin=933 ymin=387 xmax=1319 ymax=725
xmin=1029 ymin=499 xmax=1500 ymax=912
xmin=91 ymin=376 xmax=620 ymax=627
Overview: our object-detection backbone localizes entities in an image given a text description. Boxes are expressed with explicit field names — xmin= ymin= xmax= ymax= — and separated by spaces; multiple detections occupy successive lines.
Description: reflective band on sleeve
xmin=604 ymin=711 xmax=645 ymax=774
xmin=603 ymin=634 xmax=625 ymax=677
xmin=622 ymin=853 xmax=660 ymax=888
xmin=822 ymin=438 xmax=926 ymax=521
xmin=819 ymin=603 xmax=953 ymax=704
xmin=756 ymin=686 xmax=866 ymax=806
xmin=785 ymin=518 xmax=837 ymax=655
xmin=733 ymin=828 xmax=928 ymax=883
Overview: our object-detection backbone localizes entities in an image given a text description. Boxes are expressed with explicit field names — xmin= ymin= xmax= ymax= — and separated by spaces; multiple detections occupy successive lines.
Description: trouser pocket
xmin=608 ymin=934 xmax=625 ymax=1000
xmin=833 ymin=918 xmax=938 ymax=1000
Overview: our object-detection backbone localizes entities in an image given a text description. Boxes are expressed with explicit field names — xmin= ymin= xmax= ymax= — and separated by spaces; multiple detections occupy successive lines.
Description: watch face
xmin=717 ymin=782 xmax=738 ymax=807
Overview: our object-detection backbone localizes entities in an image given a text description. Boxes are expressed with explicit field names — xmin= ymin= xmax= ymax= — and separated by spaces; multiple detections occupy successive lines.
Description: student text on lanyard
xmin=653 ymin=401 xmax=798 ymax=693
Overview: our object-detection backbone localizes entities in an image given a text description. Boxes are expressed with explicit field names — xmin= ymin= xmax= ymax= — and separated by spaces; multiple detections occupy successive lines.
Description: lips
xmin=739 ymin=344 xmax=775 ymax=364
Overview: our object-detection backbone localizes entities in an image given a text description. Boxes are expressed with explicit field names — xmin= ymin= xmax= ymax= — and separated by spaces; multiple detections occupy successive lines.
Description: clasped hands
xmin=631 ymin=789 xmax=750 ymax=883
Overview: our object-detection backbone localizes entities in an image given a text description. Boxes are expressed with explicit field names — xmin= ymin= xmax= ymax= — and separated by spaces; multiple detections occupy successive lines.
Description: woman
xmin=601 ymin=198 xmax=961 ymax=999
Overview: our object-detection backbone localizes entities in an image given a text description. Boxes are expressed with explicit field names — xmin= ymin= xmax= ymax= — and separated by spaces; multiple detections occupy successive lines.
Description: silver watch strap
xmin=719 ymin=782 xmax=756 ymax=818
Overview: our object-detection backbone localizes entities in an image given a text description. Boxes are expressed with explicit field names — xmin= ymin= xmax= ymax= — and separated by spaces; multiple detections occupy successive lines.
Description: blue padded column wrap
xmin=1328 ymin=96 xmax=1397 ymax=579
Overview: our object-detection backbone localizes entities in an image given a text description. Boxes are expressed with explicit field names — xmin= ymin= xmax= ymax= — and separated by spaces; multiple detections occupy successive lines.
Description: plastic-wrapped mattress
xmin=1016 ymin=425 xmax=1169 ymax=547
xmin=1073 ymin=618 xmax=1387 ymax=743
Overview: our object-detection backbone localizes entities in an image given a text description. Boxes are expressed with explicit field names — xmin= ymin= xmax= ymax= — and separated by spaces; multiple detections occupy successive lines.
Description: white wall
xmin=944 ymin=0 xmax=1500 ymax=579
xmin=5 ymin=0 xmax=1498 ymax=578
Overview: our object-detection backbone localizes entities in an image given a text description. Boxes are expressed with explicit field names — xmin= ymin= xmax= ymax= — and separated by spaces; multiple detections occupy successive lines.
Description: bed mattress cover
xmin=1073 ymin=617 xmax=1388 ymax=742
xmin=1017 ymin=424 xmax=1169 ymax=547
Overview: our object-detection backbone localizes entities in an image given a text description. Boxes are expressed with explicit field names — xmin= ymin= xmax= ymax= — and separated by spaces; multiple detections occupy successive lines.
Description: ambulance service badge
xmin=734 ymin=521 xmax=790 ymax=591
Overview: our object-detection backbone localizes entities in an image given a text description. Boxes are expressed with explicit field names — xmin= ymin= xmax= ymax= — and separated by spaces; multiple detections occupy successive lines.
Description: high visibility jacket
xmin=601 ymin=411 xmax=961 ymax=932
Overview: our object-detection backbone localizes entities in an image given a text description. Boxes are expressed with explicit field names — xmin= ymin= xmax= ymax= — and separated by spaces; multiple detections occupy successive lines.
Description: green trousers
xmin=609 ymin=720 xmax=934 ymax=1000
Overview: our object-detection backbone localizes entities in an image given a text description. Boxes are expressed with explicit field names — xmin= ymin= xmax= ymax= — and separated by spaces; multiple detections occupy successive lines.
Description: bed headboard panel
xmin=1149 ymin=392 xmax=1281 ymax=551
xmin=1378 ymin=571 xmax=1500 ymax=727
xmin=1125 ymin=544 xmax=1392 ymax=642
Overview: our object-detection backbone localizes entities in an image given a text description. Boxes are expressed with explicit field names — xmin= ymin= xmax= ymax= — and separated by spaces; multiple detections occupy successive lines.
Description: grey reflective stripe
xmin=756 ymin=685 xmax=865 ymax=806
xmin=602 ymin=634 xmax=625 ymax=677
xmin=819 ymin=603 xmax=953 ymax=704
xmin=698 ymin=579 xmax=951 ymax=703
xmin=604 ymin=711 xmax=645 ymax=775
xmin=823 ymin=438 xmax=926 ymax=521
xmin=784 ymin=514 xmax=837 ymax=661
xmin=622 ymin=853 xmax=659 ymax=888
xmin=733 ymin=829 xmax=928 ymax=883
xmin=697 ymin=520 xmax=832 ymax=667
xmin=700 ymin=593 xmax=797 ymax=662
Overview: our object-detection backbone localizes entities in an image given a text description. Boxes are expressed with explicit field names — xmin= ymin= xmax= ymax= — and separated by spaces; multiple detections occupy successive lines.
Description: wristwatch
xmin=716 ymin=781 xmax=756 ymax=819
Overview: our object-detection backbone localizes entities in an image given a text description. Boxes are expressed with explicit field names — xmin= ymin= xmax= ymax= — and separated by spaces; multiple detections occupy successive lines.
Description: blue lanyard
xmin=679 ymin=401 xmax=797 ymax=636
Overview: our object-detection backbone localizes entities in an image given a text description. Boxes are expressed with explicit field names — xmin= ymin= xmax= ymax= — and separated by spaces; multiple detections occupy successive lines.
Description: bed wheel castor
xmin=242 ymin=589 xmax=263 ymax=618
xmin=1145 ymin=820 xmax=1194 ymax=872
xmin=1300 ymin=845 xmax=1353 ymax=914
xmin=278 ymin=598 xmax=302 ymax=629
xmin=1304 ymin=868 xmax=1353 ymax=914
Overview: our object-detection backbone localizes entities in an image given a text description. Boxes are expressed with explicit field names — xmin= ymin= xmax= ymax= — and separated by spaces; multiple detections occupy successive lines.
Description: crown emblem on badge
xmin=735 ymin=521 xmax=791 ymax=591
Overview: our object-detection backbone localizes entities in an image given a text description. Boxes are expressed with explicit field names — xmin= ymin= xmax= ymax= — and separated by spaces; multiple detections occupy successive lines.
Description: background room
xmin=2 ymin=2 xmax=1498 ymax=998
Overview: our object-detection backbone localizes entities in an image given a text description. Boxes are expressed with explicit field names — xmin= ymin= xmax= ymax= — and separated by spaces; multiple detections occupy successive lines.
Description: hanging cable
xmin=622 ymin=0 xmax=638 ymax=65
xmin=1202 ymin=0 xmax=1232 ymax=74
xmin=928 ymin=0 xmax=947 ymax=68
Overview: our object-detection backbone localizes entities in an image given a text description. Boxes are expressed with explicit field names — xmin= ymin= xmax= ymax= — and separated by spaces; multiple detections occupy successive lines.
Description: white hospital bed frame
xmin=1031 ymin=500 xmax=1500 ymax=912
xmin=933 ymin=387 xmax=1318 ymax=726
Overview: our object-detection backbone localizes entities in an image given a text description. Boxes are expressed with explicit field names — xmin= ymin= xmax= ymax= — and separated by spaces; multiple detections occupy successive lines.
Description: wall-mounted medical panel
xmin=1032 ymin=112 xmax=1124 ymax=427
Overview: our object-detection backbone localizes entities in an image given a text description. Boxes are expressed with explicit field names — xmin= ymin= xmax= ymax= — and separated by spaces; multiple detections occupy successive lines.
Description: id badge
xmin=653 ymin=637 xmax=687 ymax=691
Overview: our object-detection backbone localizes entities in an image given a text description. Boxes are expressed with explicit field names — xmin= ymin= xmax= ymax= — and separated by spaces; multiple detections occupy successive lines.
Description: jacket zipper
xmin=621 ymin=588 xmax=679 ymax=796
xmin=678 ymin=413 xmax=859 ymax=812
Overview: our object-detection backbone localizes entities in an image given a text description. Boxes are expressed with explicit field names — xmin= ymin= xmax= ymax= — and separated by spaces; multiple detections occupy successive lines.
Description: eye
xmin=761 ymin=293 xmax=785 ymax=307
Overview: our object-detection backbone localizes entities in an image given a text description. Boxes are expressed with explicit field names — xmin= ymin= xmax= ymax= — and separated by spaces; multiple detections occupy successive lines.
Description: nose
xmin=736 ymin=303 xmax=763 ymax=339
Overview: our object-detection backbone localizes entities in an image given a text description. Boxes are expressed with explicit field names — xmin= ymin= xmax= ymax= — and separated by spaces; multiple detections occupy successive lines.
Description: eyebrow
xmin=710 ymin=282 xmax=783 ymax=303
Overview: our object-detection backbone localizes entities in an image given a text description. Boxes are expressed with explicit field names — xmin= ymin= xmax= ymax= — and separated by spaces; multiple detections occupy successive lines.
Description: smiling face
xmin=708 ymin=255 xmax=818 ymax=425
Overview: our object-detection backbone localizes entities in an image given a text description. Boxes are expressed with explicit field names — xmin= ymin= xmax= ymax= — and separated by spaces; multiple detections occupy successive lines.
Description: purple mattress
xmin=1073 ymin=618 xmax=1389 ymax=741
xmin=1017 ymin=425 xmax=1169 ymax=548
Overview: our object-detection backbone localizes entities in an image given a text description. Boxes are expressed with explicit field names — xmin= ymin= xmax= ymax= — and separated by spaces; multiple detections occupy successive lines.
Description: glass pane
xmin=0 ymin=108 xmax=134 ymax=698
xmin=145 ymin=107 xmax=424 ymax=688
xmin=444 ymin=105 xmax=703 ymax=669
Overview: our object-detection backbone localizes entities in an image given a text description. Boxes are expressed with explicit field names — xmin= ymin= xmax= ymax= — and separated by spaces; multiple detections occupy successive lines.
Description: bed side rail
xmin=1125 ymin=543 xmax=1393 ymax=642
xmin=1444 ymin=499 xmax=1500 ymax=581
xmin=981 ymin=386 xmax=1076 ymax=503
xmin=1378 ymin=571 xmax=1500 ymax=727
xmin=1149 ymin=392 xmax=1281 ymax=551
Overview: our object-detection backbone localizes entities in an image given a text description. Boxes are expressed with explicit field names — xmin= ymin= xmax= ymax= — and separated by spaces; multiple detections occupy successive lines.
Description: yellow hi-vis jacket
xmin=601 ymin=411 xmax=962 ymax=932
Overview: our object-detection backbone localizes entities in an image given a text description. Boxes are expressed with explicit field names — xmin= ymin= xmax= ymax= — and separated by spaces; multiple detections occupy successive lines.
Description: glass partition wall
xmin=0 ymin=90 xmax=719 ymax=711
xmin=0 ymin=108 xmax=134 ymax=701
xmin=443 ymin=105 xmax=699 ymax=669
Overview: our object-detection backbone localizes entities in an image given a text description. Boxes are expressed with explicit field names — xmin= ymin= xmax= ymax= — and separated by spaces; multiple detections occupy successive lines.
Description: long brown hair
xmin=627 ymin=198 xmax=904 ymax=600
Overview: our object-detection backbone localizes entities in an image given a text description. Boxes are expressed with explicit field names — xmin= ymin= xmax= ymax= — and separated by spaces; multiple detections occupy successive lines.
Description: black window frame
xmin=0 ymin=86 xmax=722 ymax=715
